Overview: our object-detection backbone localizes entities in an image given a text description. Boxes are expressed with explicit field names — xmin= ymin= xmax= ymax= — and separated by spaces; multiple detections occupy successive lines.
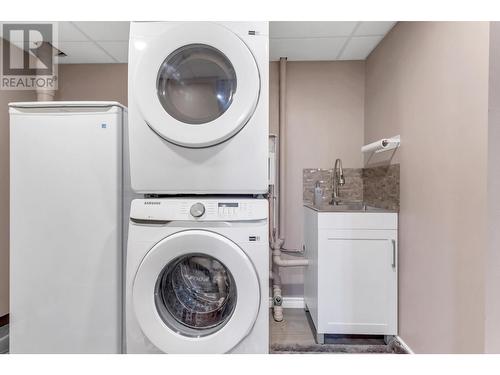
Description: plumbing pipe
xmin=278 ymin=57 xmax=287 ymax=242
xmin=36 ymin=89 xmax=55 ymax=101
xmin=34 ymin=43 xmax=56 ymax=102
xmin=273 ymin=248 xmax=309 ymax=267
xmin=274 ymin=56 xmax=287 ymax=245
xmin=274 ymin=57 xmax=308 ymax=267
xmin=268 ymin=57 xmax=309 ymax=322
xmin=271 ymin=263 xmax=283 ymax=322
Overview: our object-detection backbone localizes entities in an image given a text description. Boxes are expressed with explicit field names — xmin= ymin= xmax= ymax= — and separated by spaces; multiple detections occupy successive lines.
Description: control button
xmin=190 ymin=202 xmax=205 ymax=218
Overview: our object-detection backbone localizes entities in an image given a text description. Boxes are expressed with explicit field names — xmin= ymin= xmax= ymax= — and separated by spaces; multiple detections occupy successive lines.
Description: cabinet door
xmin=318 ymin=237 xmax=397 ymax=335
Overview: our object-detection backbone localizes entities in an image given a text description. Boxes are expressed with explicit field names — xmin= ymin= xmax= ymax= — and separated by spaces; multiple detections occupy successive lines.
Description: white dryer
xmin=128 ymin=22 xmax=269 ymax=194
xmin=126 ymin=198 xmax=269 ymax=353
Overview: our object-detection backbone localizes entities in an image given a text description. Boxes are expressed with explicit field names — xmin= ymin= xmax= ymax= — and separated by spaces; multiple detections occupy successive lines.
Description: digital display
xmin=218 ymin=203 xmax=239 ymax=208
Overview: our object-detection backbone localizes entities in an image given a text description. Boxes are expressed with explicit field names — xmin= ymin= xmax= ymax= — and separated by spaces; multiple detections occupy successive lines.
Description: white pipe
xmin=273 ymin=255 xmax=309 ymax=267
xmin=278 ymin=57 xmax=287 ymax=241
xmin=274 ymin=57 xmax=308 ymax=267
xmin=35 ymin=45 xmax=56 ymax=102
xmin=273 ymin=248 xmax=309 ymax=267
xmin=270 ymin=57 xmax=309 ymax=323
xmin=271 ymin=264 xmax=283 ymax=322
xmin=36 ymin=89 xmax=55 ymax=101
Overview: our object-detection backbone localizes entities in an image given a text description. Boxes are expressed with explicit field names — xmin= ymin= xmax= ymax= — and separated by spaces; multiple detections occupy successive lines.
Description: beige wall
xmin=270 ymin=61 xmax=365 ymax=295
xmin=365 ymin=22 xmax=489 ymax=353
xmin=486 ymin=21 xmax=500 ymax=353
xmin=55 ymin=64 xmax=127 ymax=104
xmin=0 ymin=91 xmax=36 ymax=317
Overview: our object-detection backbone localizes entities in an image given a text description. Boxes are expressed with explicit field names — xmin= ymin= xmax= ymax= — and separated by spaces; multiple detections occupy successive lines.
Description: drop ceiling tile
xmin=57 ymin=22 xmax=89 ymax=42
xmin=270 ymin=22 xmax=358 ymax=39
xmin=354 ymin=22 xmax=396 ymax=36
xmin=97 ymin=41 xmax=128 ymax=63
xmin=338 ymin=36 xmax=383 ymax=60
xmin=55 ymin=41 xmax=115 ymax=64
xmin=72 ymin=21 xmax=130 ymax=41
xmin=270 ymin=37 xmax=348 ymax=61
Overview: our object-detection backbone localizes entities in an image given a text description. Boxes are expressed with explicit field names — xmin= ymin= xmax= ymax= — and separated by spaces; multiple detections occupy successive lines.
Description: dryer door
xmin=132 ymin=230 xmax=260 ymax=353
xmin=132 ymin=23 xmax=260 ymax=148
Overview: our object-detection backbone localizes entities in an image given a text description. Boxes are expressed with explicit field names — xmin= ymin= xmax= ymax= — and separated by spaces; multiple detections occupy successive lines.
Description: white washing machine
xmin=126 ymin=198 xmax=269 ymax=353
xmin=128 ymin=22 xmax=269 ymax=194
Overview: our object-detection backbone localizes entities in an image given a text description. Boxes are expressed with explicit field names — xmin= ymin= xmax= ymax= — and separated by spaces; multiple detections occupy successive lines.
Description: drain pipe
xmin=270 ymin=265 xmax=283 ymax=321
xmin=270 ymin=57 xmax=308 ymax=322
xmin=35 ymin=42 xmax=56 ymax=102
xmin=36 ymin=88 xmax=55 ymax=101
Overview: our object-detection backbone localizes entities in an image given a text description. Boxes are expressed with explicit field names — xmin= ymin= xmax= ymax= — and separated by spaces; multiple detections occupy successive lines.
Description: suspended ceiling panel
xmin=55 ymin=21 xmax=129 ymax=64
xmin=269 ymin=21 xmax=396 ymax=61
xmin=53 ymin=21 xmax=395 ymax=63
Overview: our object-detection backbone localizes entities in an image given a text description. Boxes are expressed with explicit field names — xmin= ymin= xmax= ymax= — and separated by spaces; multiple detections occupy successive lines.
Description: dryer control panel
xmin=130 ymin=198 xmax=268 ymax=222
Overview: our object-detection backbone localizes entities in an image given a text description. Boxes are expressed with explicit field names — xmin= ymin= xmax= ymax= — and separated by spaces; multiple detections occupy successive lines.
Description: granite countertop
xmin=304 ymin=202 xmax=397 ymax=213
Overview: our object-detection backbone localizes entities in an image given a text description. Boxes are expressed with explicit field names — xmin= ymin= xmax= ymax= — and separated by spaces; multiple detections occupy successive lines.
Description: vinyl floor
xmin=269 ymin=308 xmax=408 ymax=354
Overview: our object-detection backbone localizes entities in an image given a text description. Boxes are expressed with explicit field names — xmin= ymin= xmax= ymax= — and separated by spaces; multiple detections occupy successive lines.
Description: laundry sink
xmin=304 ymin=202 xmax=394 ymax=213
xmin=303 ymin=201 xmax=398 ymax=342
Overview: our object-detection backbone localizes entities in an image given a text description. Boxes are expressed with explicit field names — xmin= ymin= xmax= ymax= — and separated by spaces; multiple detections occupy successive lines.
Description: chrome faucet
xmin=330 ymin=158 xmax=345 ymax=205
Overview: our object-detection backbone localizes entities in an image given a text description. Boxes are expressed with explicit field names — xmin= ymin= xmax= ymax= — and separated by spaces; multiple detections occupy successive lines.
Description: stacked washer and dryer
xmin=126 ymin=22 xmax=270 ymax=353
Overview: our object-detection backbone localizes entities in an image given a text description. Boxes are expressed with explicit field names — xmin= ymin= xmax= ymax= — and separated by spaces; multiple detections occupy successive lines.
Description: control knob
xmin=190 ymin=202 xmax=205 ymax=218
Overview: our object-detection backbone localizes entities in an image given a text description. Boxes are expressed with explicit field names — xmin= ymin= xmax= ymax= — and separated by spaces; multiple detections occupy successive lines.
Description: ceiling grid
xmin=53 ymin=21 xmax=395 ymax=63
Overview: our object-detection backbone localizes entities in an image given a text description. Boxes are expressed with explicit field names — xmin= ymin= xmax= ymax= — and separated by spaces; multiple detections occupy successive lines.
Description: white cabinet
xmin=303 ymin=206 xmax=398 ymax=343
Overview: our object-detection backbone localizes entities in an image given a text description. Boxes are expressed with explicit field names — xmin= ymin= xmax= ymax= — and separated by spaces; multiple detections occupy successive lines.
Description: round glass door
xmin=157 ymin=44 xmax=237 ymax=125
xmin=132 ymin=23 xmax=260 ymax=148
xmin=132 ymin=230 xmax=260 ymax=353
xmin=155 ymin=253 xmax=237 ymax=337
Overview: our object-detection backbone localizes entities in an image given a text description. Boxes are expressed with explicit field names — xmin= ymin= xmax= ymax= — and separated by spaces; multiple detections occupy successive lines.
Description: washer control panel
xmin=130 ymin=198 xmax=267 ymax=222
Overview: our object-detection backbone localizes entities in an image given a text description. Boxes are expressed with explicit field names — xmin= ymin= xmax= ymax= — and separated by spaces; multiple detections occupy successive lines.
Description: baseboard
xmin=395 ymin=335 xmax=414 ymax=354
xmin=268 ymin=296 xmax=305 ymax=309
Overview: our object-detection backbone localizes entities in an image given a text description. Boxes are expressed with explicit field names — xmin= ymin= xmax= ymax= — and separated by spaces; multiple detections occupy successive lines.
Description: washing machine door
xmin=133 ymin=23 xmax=260 ymax=148
xmin=132 ymin=230 xmax=260 ymax=353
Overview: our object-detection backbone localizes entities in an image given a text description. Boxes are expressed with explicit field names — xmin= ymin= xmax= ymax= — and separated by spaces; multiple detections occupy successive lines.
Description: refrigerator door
xmin=9 ymin=102 xmax=124 ymax=353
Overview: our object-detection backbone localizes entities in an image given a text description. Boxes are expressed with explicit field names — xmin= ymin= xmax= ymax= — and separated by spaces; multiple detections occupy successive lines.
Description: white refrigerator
xmin=9 ymin=102 xmax=129 ymax=353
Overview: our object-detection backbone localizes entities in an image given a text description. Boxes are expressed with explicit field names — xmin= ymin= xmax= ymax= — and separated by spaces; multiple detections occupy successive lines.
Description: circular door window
xmin=132 ymin=23 xmax=260 ymax=148
xmin=132 ymin=230 xmax=260 ymax=353
xmin=155 ymin=253 xmax=237 ymax=337
xmin=157 ymin=44 xmax=237 ymax=125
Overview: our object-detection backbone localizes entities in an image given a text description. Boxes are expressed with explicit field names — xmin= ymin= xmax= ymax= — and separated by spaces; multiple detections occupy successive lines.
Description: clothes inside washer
xmin=159 ymin=254 xmax=237 ymax=331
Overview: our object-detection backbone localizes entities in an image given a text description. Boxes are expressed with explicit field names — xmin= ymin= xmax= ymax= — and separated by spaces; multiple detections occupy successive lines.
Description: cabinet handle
xmin=391 ymin=239 xmax=396 ymax=268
